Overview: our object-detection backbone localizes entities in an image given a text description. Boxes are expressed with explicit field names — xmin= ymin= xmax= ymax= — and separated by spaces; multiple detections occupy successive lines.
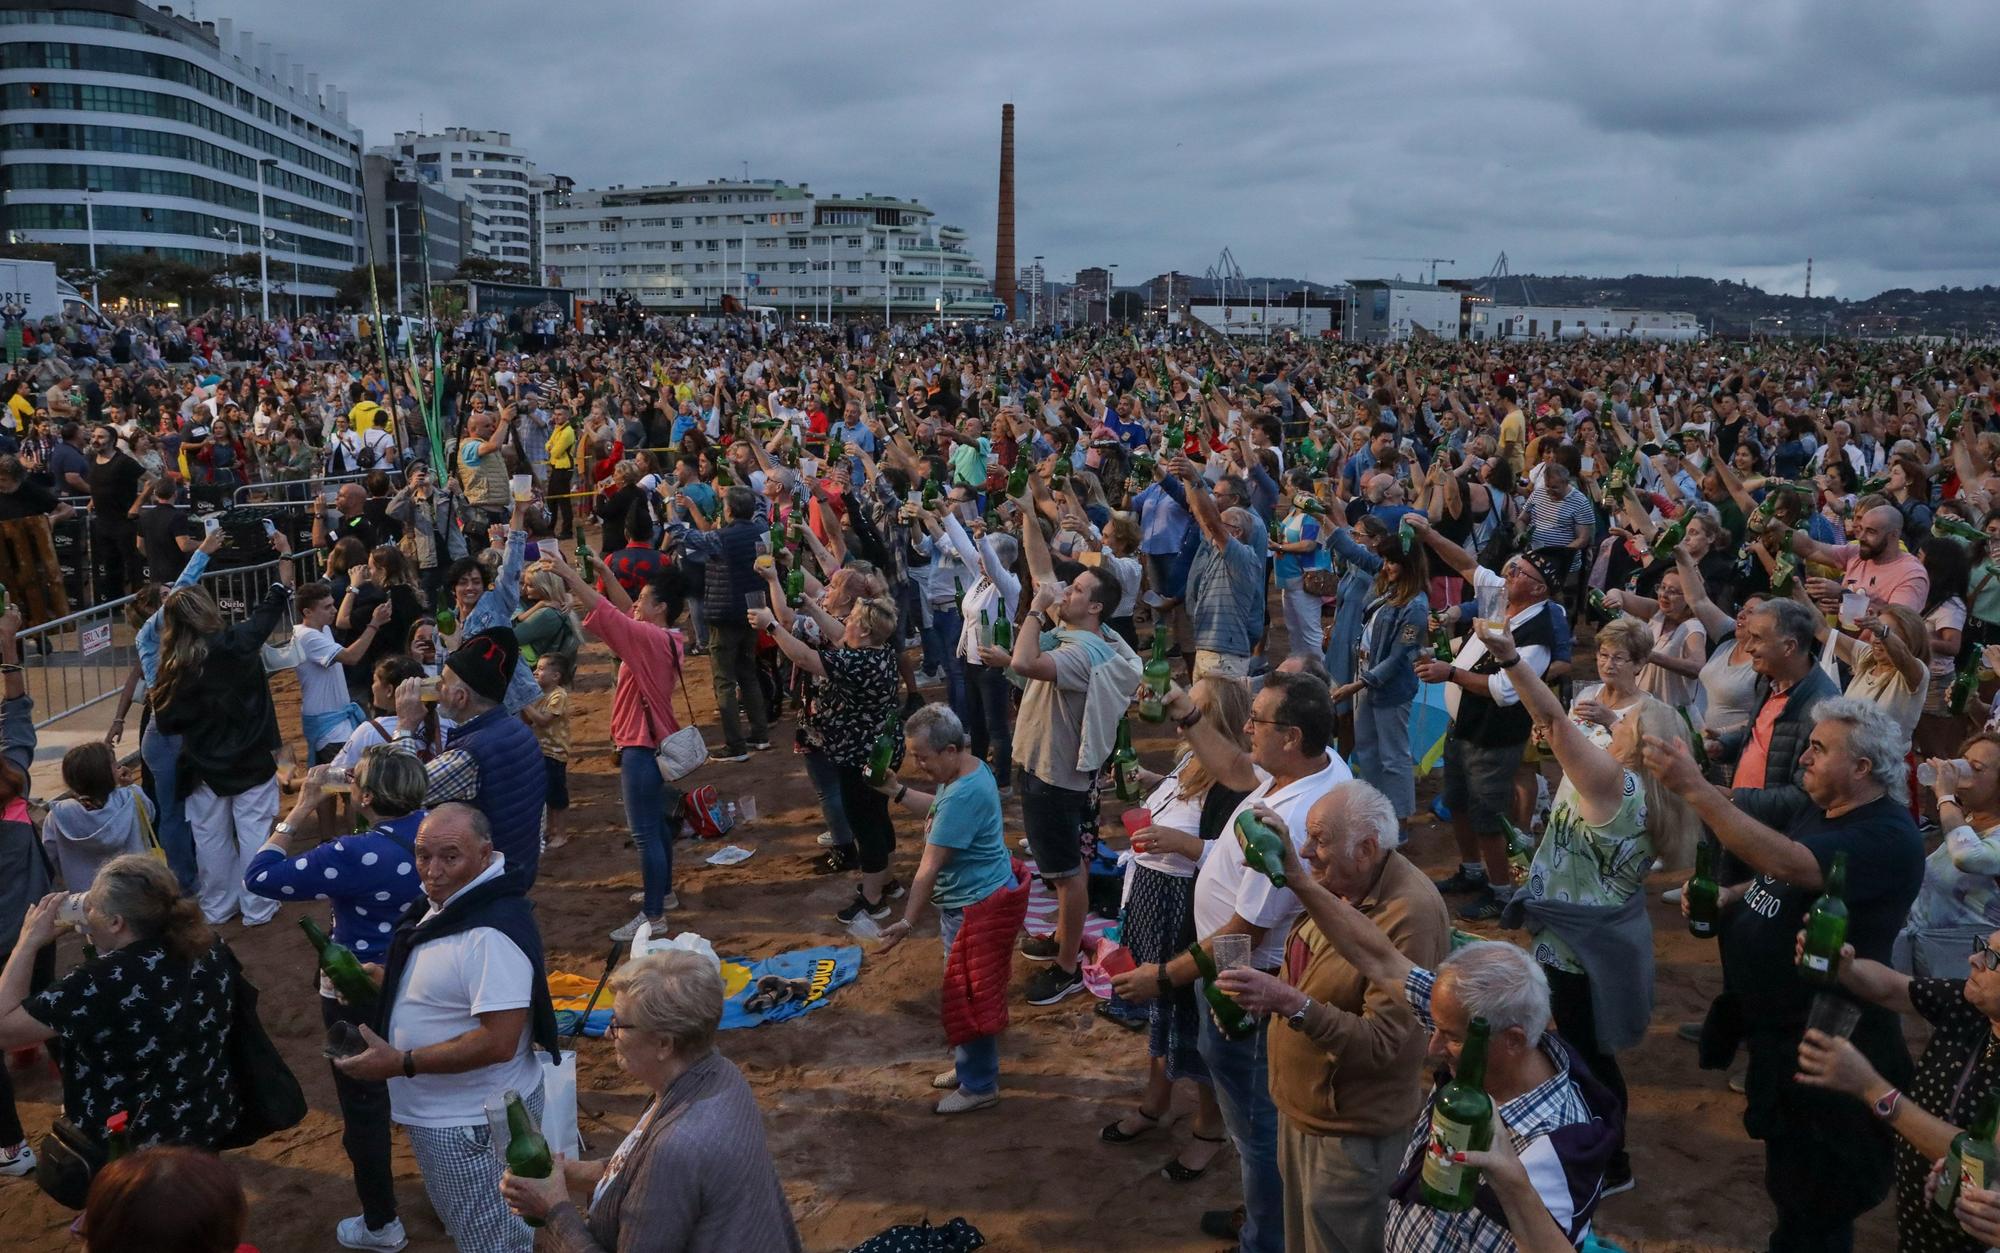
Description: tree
xmin=98 ymin=253 xmax=221 ymax=310
xmin=454 ymin=255 xmax=537 ymax=286
xmin=334 ymin=264 xmax=391 ymax=311
xmin=0 ymin=241 xmax=92 ymax=286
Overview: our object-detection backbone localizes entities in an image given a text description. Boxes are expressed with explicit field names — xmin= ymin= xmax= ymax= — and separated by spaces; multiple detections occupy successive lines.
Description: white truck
xmin=0 ymin=256 xmax=104 ymax=326
xmin=0 ymin=256 xmax=60 ymax=323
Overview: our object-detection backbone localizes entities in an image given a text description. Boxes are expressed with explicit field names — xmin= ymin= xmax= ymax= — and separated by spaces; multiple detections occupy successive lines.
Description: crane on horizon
xmin=1364 ymin=256 xmax=1456 ymax=285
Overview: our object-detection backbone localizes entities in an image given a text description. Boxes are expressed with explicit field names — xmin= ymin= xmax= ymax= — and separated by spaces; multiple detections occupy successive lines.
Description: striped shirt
xmin=1526 ymin=485 xmax=1594 ymax=552
xmin=1384 ymin=967 xmax=1604 ymax=1253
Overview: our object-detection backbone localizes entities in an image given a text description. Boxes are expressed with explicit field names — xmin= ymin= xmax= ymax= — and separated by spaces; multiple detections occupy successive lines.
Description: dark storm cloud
xmin=223 ymin=0 xmax=2000 ymax=298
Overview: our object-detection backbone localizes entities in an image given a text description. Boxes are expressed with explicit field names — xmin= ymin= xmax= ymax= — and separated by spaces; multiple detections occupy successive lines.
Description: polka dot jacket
xmin=244 ymin=810 xmax=427 ymax=960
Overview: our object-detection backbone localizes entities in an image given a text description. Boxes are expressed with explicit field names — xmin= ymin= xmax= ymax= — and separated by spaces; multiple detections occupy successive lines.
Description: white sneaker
xmin=336 ymin=1215 xmax=408 ymax=1252
xmin=625 ymin=891 xmax=683 ymax=912
xmin=931 ymin=1068 xmax=959 ymax=1090
xmin=0 ymin=1140 xmax=35 ymax=1178
xmin=816 ymin=831 xmax=838 ymax=847
xmin=936 ymin=1088 xmax=999 ymax=1115
xmin=1662 ymin=886 xmax=1685 ymax=904
xmin=610 ymin=912 xmax=662 ymax=943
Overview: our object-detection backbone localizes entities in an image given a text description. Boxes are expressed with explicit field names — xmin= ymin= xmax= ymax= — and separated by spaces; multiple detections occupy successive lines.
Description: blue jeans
xmin=964 ymin=663 xmax=1013 ymax=788
xmin=1197 ymin=993 xmax=1282 ymax=1253
xmin=619 ymin=747 xmax=674 ymax=914
xmin=1353 ymin=687 xmax=1415 ymax=820
xmin=920 ymin=604 xmax=968 ymax=716
xmin=803 ymin=747 xmax=854 ymax=849
xmin=940 ymin=905 xmax=1000 ymax=1095
xmin=140 ymin=724 xmax=198 ymax=894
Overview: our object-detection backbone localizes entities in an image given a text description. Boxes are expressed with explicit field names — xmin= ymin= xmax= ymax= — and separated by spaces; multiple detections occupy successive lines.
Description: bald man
xmin=1788 ymin=502 xmax=1929 ymax=616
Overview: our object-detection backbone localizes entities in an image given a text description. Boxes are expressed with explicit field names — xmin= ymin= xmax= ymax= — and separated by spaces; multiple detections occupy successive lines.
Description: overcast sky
xmin=221 ymin=0 xmax=1999 ymax=300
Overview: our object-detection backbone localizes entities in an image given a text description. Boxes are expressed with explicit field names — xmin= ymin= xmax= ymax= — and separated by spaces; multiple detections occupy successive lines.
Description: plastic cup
xmin=510 ymin=473 xmax=533 ymax=502
xmin=1120 ymin=807 xmax=1154 ymax=838
xmin=1839 ymin=591 xmax=1868 ymax=630
xmin=745 ymin=590 xmax=768 ymax=613
xmin=738 ymin=795 xmax=758 ymax=824
xmin=1211 ymin=933 xmax=1253 ymax=972
xmin=1806 ymin=991 xmax=1862 ymax=1040
xmin=56 ymin=893 xmax=87 ymax=930
xmin=1475 ymin=584 xmax=1508 ymax=634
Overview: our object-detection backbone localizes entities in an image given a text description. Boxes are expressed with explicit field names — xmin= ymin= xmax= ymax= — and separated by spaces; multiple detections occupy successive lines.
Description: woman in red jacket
xmin=875 ymin=703 xmax=1028 ymax=1115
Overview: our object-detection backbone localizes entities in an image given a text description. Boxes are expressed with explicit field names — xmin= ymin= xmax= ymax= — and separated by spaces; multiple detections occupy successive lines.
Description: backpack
xmin=680 ymin=784 xmax=735 ymax=839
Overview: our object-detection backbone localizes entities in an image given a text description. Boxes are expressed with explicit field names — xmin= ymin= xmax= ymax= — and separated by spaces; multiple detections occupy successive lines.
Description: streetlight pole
xmin=83 ymin=187 xmax=99 ymax=307
xmin=255 ymin=157 xmax=277 ymax=321
xmin=390 ymin=202 xmax=404 ymax=313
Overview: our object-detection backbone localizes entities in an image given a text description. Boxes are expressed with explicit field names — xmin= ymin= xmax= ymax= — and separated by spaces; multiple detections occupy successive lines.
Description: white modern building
xmin=372 ymin=127 xmax=558 ymax=272
xmin=1468 ymin=302 xmax=1702 ymax=343
xmin=0 ymin=0 xmax=364 ymax=306
xmin=544 ymin=178 xmax=992 ymax=320
xmin=1346 ymin=279 xmax=1465 ymax=343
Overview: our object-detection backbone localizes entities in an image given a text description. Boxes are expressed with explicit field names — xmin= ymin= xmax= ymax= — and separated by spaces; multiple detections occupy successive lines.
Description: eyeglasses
xmin=1246 ymin=717 xmax=1296 ymax=732
xmin=606 ymin=1016 xmax=631 ymax=1035
xmin=1972 ymin=937 xmax=2000 ymax=974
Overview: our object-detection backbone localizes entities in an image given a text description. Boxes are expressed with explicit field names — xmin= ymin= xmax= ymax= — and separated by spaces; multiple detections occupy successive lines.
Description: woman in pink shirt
xmin=550 ymin=552 xmax=690 ymax=942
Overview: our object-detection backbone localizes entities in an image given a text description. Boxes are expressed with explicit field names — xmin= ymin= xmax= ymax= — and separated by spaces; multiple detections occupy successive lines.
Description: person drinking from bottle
xmin=243 ymin=746 xmax=427 ymax=1251
xmin=1475 ymin=619 xmax=1700 ymax=1195
xmin=1106 ymin=671 xmax=1349 ymax=1253
xmin=1206 ymin=780 xmax=1450 ymax=1252
xmin=1643 ymin=697 xmax=1923 ymax=1251
xmin=497 ymin=949 xmax=804 ymax=1252
xmin=1405 ymin=512 xmax=1561 ymax=921
xmin=1793 ymin=921 xmax=2000 ymax=1253
xmin=1900 ymin=736 xmax=2000 ymax=978
xmin=1099 ymin=676 xmax=1254 ymax=1183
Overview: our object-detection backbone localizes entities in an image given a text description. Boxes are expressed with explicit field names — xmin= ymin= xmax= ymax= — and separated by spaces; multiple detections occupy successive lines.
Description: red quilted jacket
xmin=939 ymin=858 xmax=1031 ymax=1047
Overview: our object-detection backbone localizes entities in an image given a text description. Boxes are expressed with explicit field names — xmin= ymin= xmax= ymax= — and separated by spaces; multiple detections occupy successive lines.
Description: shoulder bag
xmin=654 ymin=638 xmax=709 ymax=783
xmin=34 ymin=1117 xmax=106 ymax=1210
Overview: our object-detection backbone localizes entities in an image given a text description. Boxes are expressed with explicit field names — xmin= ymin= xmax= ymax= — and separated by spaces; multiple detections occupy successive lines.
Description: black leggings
xmin=1542 ymin=963 xmax=1629 ymax=1175
xmin=837 ymin=763 xmax=896 ymax=878
xmin=0 ymin=946 xmax=56 ymax=1146
xmin=548 ymin=467 xmax=574 ymax=536
xmin=321 ymin=994 xmax=399 ymax=1229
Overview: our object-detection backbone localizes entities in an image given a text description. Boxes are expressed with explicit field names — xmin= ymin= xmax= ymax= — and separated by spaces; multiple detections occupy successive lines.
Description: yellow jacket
xmin=547 ymin=422 xmax=578 ymax=471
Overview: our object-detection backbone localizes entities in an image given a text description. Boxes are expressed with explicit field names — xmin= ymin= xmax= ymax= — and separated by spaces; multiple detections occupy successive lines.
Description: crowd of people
xmin=3 ymin=291 xmax=2000 ymax=1253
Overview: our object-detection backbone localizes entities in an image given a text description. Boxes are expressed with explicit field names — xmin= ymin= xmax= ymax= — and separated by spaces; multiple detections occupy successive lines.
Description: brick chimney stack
xmin=995 ymin=103 xmax=1016 ymax=319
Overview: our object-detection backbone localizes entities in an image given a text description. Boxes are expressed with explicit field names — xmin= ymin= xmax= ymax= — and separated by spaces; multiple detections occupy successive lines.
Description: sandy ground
xmin=0 ymin=605 xmax=1900 ymax=1252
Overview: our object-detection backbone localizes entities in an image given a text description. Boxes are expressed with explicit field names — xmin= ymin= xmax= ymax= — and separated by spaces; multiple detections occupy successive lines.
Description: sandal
xmin=1160 ymin=1132 xmax=1229 ymax=1182
xmin=1099 ymin=1107 xmax=1165 ymax=1144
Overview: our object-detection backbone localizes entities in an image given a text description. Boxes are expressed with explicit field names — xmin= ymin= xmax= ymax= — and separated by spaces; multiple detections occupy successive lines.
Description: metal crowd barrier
xmin=16 ymin=549 xmax=325 ymax=730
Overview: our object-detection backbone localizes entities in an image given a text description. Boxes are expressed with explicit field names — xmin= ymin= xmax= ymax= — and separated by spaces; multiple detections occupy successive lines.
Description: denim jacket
xmin=1323 ymin=525 xmax=1384 ymax=689
xmin=1358 ymin=591 xmax=1431 ymax=706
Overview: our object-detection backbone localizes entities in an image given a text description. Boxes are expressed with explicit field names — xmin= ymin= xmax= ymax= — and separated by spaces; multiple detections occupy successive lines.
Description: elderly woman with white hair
xmin=500 ymin=950 xmax=803 ymax=1251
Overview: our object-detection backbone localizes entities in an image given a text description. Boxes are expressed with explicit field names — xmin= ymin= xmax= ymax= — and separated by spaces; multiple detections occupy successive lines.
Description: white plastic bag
xmin=630 ymin=925 xmax=721 ymax=973
xmin=538 ymin=1049 xmax=580 ymax=1158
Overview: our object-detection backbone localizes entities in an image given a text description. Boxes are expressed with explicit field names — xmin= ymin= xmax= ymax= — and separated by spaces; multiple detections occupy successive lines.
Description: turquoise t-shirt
xmin=926 ymin=761 xmax=1013 ymax=909
xmin=1274 ymin=509 xmax=1330 ymax=584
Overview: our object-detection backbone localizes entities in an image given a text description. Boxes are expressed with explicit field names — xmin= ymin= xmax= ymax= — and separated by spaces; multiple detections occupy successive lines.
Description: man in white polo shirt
xmin=335 ymin=803 xmax=560 ymax=1253
xmin=1111 ymin=671 xmax=1350 ymax=1253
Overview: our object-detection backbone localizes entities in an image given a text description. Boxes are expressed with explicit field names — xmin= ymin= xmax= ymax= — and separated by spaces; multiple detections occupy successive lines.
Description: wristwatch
xmin=1287 ymin=995 xmax=1315 ymax=1031
xmin=273 ymin=821 xmax=295 ymax=839
xmin=1872 ymin=1086 xmax=1901 ymax=1120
